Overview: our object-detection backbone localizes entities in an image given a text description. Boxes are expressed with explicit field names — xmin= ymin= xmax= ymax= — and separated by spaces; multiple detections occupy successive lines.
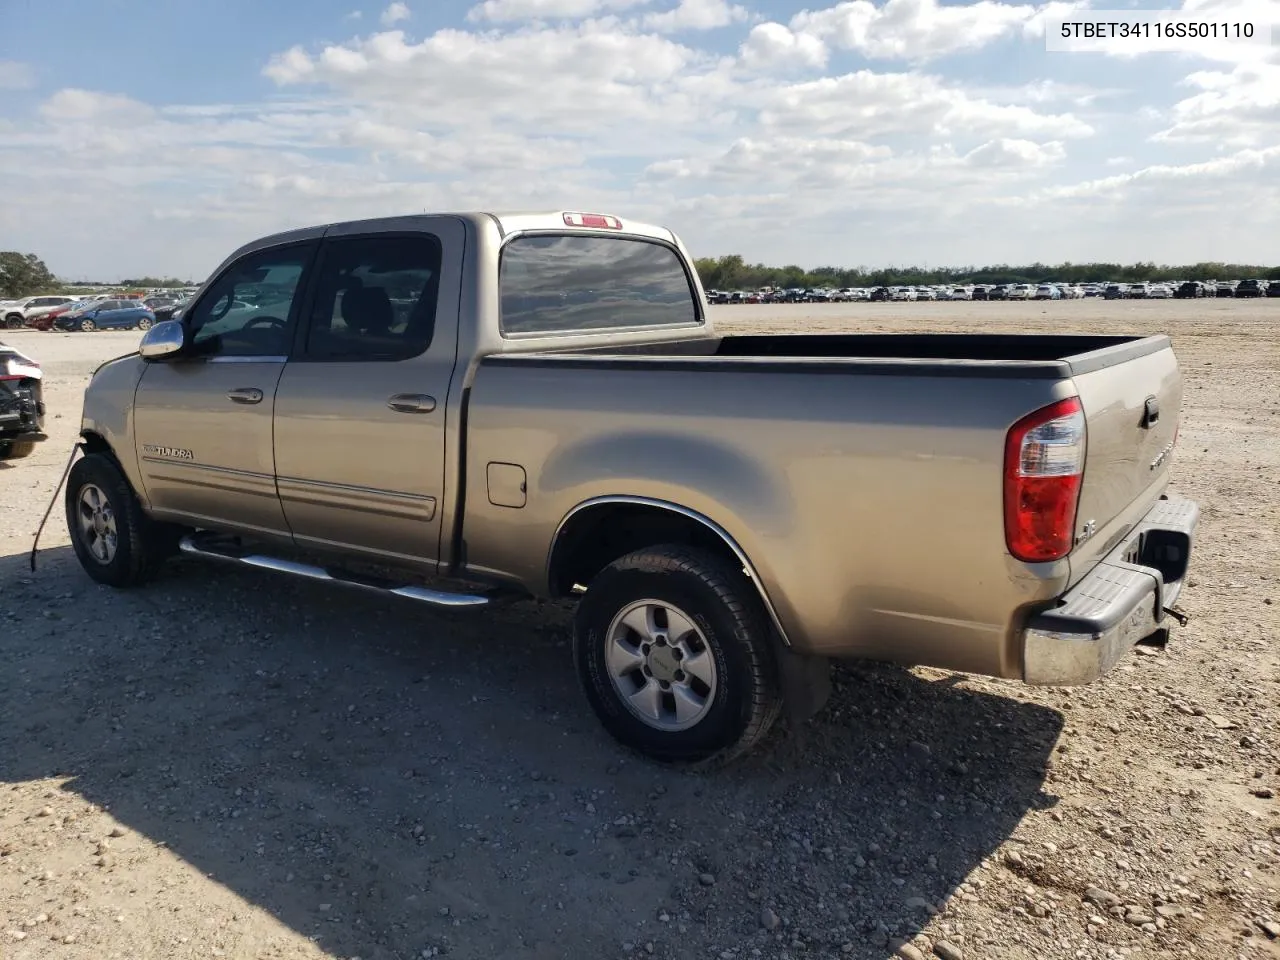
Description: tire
xmin=137 ymin=317 xmax=153 ymax=330
xmin=65 ymin=452 xmax=178 ymax=587
xmin=4 ymin=315 xmax=24 ymax=329
xmin=0 ymin=440 xmax=37 ymax=460
xmin=573 ymin=544 xmax=782 ymax=767
xmin=79 ymin=319 xmax=96 ymax=332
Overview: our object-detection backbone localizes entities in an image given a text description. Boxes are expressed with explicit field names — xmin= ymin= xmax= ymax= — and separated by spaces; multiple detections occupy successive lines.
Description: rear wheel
xmin=573 ymin=545 xmax=782 ymax=767
xmin=65 ymin=452 xmax=179 ymax=587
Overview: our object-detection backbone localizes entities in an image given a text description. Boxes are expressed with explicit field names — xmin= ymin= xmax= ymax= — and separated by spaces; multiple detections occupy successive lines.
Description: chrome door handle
xmin=227 ymin=387 xmax=264 ymax=405
xmin=387 ymin=393 xmax=437 ymax=414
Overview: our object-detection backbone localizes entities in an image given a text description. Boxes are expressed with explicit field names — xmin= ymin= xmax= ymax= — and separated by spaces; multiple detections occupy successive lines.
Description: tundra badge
xmin=143 ymin=444 xmax=195 ymax=461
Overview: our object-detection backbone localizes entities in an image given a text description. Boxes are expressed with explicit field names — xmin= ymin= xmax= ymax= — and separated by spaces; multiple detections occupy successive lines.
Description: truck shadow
xmin=2 ymin=546 xmax=1063 ymax=960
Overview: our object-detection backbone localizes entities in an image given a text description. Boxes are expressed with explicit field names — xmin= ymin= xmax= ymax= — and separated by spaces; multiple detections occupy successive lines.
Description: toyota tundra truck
xmin=64 ymin=210 xmax=1199 ymax=765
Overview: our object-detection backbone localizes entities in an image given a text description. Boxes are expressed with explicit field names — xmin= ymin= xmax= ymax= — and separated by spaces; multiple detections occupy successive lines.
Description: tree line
xmin=692 ymin=254 xmax=1280 ymax=291
xmin=1 ymin=252 xmax=198 ymax=299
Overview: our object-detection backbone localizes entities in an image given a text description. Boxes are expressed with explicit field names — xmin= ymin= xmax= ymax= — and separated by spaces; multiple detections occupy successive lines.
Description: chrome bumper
xmin=1022 ymin=495 xmax=1200 ymax=685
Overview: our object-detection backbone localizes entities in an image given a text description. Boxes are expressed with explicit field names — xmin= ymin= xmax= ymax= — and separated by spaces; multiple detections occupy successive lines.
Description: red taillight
xmin=562 ymin=212 xmax=622 ymax=229
xmin=1003 ymin=396 xmax=1086 ymax=563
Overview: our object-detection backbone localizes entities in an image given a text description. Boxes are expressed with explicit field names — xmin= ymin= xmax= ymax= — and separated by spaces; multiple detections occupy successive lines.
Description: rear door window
xmin=499 ymin=235 xmax=701 ymax=336
xmin=299 ymin=233 xmax=442 ymax=361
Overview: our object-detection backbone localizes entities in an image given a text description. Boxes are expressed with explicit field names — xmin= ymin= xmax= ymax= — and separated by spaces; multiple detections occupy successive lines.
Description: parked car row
xmin=708 ymin=278 xmax=1280 ymax=304
xmin=0 ymin=291 xmax=194 ymax=331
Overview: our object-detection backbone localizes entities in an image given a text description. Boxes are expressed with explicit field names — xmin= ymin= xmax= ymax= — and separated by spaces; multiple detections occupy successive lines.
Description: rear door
xmin=1068 ymin=341 xmax=1183 ymax=577
xmin=132 ymin=240 xmax=319 ymax=535
xmin=271 ymin=218 xmax=464 ymax=569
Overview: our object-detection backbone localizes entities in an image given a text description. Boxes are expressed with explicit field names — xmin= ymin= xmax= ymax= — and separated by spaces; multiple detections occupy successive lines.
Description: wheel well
xmin=79 ymin=431 xmax=113 ymax=457
xmin=549 ymin=502 xmax=748 ymax=598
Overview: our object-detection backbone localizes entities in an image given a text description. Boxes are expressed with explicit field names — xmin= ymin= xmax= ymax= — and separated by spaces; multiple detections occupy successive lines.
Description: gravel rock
xmin=1084 ymin=887 xmax=1121 ymax=908
xmin=760 ymin=907 xmax=781 ymax=932
xmin=933 ymin=941 xmax=964 ymax=960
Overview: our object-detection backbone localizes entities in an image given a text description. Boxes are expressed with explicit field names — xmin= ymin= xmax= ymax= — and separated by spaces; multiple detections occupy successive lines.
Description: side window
xmin=186 ymin=244 xmax=314 ymax=357
xmin=300 ymin=234 xmax=441 ymax=360
xmin=499 ymin=235 xmax=702 ymax=336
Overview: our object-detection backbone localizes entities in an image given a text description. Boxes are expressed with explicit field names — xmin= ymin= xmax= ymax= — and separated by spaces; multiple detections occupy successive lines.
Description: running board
xmin=177 ymin=535 xmax=492 ymax=609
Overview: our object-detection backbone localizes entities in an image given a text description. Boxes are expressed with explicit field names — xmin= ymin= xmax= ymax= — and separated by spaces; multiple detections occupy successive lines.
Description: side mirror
xmin=139 ymin=319 xmax=186 ymax=360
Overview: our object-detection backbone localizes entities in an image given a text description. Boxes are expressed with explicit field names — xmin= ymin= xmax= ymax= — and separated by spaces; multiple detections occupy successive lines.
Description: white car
xmin=890 ymin=286 xmax=917 ymax=301
xmin=3 ymin=295 xmax=78 ymax=328
xmin=947 ymin=286 xmax=972 ymax=300
xmin=1147 ymin=284 xmax=1173 ymax=299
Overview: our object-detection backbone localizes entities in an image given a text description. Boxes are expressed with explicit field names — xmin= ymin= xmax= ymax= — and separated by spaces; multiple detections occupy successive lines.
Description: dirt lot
xmin=2 ymin=299 xmax=1278 ymax=960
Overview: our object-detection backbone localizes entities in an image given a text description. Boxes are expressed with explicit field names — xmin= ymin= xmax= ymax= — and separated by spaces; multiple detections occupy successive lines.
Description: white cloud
xmin=1039 ymin=145 xmax=1280 ymax=200
xmin=1152 ymin=63 xmax=1280 ymax=146
xmin=963 ymin=137 xmax=1065 ymax=167
xmin=758 ymin=71 xmax=1093 ymax=141
xmin=39 ymin=89 xmax=157 ymax=124
xmin=0 ymin=60 xmax=34 ymax=90
xmin=790 ymin=0 xmax=1038 ymax=62
xmin=346 ymin=10 xmax=364 ymax=20
xmin=739 ymin=23 xmax=830 ymax=68
xmin=467 ymin=0 xmax=651 ymax=22
xmin=643 ymin=0 xmax=749 ymax=32
xmin=380 ymin=2 xmax=411 ymax=26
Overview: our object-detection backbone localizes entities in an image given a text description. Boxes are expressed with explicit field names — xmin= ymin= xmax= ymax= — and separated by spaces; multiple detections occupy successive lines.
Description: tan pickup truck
xmin=65 ymin=210 xmax=1199 ymax=765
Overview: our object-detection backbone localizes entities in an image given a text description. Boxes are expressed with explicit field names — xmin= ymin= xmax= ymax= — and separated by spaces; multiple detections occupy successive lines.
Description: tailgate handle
xmin=1142 ymin=396 xmax=1160 ymax=428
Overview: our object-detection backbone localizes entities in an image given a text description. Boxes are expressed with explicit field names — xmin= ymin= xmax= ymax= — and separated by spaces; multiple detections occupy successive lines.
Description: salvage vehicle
xmin=60 ymin=210 xmax=1199 ymax=766
xmin=0 ymin=340 xmax=46 ymax=460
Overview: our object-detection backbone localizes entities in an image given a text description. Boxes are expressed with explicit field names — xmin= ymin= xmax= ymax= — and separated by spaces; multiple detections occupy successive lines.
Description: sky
xmin=0 ymin=0 xmax=1277 ymax=280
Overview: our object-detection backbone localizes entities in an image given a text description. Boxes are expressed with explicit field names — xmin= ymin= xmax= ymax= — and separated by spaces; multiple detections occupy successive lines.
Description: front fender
xmin=80 ymin=353 xmax=147 ymax=503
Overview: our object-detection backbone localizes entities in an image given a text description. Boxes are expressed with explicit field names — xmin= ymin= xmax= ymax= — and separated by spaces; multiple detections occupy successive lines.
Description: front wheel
xmin=4 ymin=315 xmax=24 ymax=329
xmin=136 ymin=317 xmax=153 ymax=330
xmin=65 ymin=452 xmax=178 ymax=587
xmin=79 ymin=318 xmax=96 ymax=332
xmin=573 ymin=545 xmax=782 ymax=767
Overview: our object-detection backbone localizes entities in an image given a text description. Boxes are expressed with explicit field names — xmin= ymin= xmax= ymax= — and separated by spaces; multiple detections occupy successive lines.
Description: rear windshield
xmin=499 ymin=234 xmax=701 ymax=336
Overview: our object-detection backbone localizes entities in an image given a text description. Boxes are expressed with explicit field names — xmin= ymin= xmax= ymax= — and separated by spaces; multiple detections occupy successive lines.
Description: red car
xmin=30 ymin=299 xmax=94 ymax=330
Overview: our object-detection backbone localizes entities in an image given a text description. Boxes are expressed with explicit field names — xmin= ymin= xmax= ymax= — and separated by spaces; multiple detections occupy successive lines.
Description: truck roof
xmin=232 ymin=211 xmax=677 ymax=257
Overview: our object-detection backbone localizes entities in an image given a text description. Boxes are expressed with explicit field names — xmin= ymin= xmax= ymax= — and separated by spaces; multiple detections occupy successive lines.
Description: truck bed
xmin=467 ymin=330 xmax=1182 ymax=675
xmin=542 ymin=331 xmax=1167 ymax=376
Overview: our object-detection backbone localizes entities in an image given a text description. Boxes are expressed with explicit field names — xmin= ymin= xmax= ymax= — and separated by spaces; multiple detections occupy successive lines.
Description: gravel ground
xmin=1 ymin=299 xmax=1277 ymax=960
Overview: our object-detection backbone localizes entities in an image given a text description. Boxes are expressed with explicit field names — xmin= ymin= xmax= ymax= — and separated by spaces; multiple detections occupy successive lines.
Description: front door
xmin=132 ymin=240 xmax=318 ymax=536
xmin=272 ymin=219 xmax=463 ymax=568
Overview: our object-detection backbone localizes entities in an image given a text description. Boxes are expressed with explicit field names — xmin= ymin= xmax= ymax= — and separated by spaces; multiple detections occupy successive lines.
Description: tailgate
xmin=1067 ymin=339 xmax=1182 ymax=582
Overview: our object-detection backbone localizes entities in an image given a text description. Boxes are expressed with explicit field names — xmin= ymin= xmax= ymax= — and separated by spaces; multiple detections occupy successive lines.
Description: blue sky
xmin=1 ymin=0 xmax=1277 ymax=280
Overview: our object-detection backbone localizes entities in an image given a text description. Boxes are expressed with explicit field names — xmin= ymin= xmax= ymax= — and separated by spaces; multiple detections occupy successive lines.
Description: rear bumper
xmin=1022 ymin=494 xmax=1199 ymax=685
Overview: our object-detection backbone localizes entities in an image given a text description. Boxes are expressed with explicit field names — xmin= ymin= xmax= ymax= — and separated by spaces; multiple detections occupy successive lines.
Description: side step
xmin=177 ymin=534 xmax=492 ymax=609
